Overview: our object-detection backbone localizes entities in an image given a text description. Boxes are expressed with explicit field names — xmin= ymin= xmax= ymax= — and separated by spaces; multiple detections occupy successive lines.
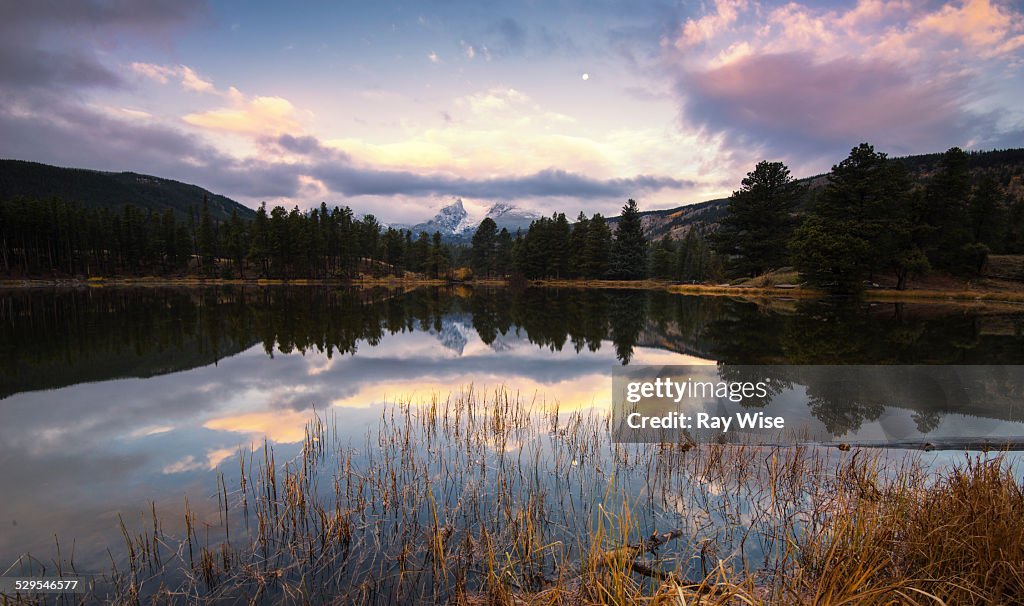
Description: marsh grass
xmin=4 ymin=388 xmax=1023 ymax=605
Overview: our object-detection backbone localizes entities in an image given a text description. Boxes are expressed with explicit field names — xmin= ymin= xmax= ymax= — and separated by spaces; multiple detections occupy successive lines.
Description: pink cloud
xmin=676 ymin=0 xmax=748 ymax=49
xmin=917 ymin=0 xmax=1024 ymax=54
xmin=131 ymin=62 xmax=215 ymax=93
xmin=666 ymin=0 xmax=1024 ymax=164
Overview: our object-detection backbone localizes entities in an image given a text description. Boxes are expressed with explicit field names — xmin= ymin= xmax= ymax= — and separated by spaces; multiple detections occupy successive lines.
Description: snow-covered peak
xmin=487 ymin=202 xmax=516 ymax=217
xmin=402 ymin=199 xmax=541 ymax=239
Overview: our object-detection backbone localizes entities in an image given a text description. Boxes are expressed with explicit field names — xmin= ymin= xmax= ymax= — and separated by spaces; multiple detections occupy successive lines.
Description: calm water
xmin=2 ymin=285 xmax=1024 ymax=588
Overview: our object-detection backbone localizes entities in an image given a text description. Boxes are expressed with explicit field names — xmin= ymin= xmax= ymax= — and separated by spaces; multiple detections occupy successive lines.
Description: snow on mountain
xmin=430 ymin=315 xmax=471 ymax=355
xmin=399 ymin=199 xmax=541 ymax=240
xmin=483 ymin=202 xmax=540 ymax=234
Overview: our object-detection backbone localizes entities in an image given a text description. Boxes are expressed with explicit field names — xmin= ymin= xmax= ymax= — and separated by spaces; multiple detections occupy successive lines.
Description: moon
xmin=581 ymin=73 xmax=589 ymax=81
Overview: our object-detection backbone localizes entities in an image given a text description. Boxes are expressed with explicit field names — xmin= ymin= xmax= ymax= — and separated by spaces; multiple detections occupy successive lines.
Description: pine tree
xmin=678 ymin=228 xmax=713 ymax=282
xmin=470 ymin=218 xmax=498 ymax=277
xmin=791 ymin=143 xmax=920 ymax=291
xmin=411 ymin=232 xmax=431 ymax=274
xmin=495 ymin=228 xmax=513 ymax=277
xmin=924 ymin=147 xmax=974 ymax=271
xmin=711 ymin=160 xmax=802 ymax=277
xmin=428 ymin=231 xmax=449 ymax=278
xmin=551 ymin=213 xmax=571 ymax=278
xmin=226 ymin=209 xmax=247 ymax=278
xmin=649 ymin=235 xmax=675 ymax=280
xmin=584 ymin=213 xmax=612 ymax=279
xmin=969 ymin=173 xmax=1004 ymax=250
xmin=568 ymin=212 xmax=590 ymax=278
xmin=608 ymin=199 xmax=647 ymax=280
xmin=197 ymin=195 xmax=216 ymax=275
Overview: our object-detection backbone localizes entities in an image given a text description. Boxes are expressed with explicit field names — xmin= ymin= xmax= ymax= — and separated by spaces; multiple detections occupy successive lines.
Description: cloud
xmin=666 ymin=0 xmax=1024 ymax=163
xmin=270 ymin=133 xmax=692 ymax=199
xmin=0 ymin=41 xmax=124 ymax=89
xmin=0 ymin=88 xmax=689 ymax=212
xmin=132 ymin=62 xmax=215 ymax=93
xmin=184 ymin=95 xmax=304 ymax=136
xmin=131 ymin=63 xmax=307 ymax=137
xmin=680 ymin=52 xmax=978 ymax=157
xmin=274 ymin=133 xmax=333 ymax=156
xmin=916 ymin=0 xmax=1024 ymax=56
xmin=676 ymin=0 xmax=747 ymax=48
xmin=0 ymin=93 xmax=302 ymax=198
xmin=162 ymin=455 xmax=204 ymax=474
xmin=457 ymin=87 xmax=531 ymax=114
xmin=310 ymin=163 xmax=691 ymax=199
xmin=0 ymin=0 xmax=205 ymax=90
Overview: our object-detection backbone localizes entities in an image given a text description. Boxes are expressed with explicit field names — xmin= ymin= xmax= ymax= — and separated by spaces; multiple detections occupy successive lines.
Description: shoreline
xmin=2 ymin=275 xmax=1023 ymax=305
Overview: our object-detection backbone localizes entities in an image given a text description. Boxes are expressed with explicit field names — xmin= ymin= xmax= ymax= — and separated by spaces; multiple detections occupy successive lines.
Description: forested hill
xmin=618 ymin=147 xmax=1024 ymax=241
xmin=0 ymin=159 xmax=254 ymax=221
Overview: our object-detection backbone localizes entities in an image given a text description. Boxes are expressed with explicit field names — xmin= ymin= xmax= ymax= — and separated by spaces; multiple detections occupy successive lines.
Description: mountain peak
xmin=443 ymin=198 xmax=466 ymax=214
xmin=487 ymin=202 xmax=515 ymax=217
xmin=399 ymin=199 xmax=541 ymax=240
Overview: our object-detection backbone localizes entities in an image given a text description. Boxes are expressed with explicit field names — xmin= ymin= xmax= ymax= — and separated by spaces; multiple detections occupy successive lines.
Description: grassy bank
xmin=525 ymin=277 xmax=1024 ymax=304
xmin=3 ymin=273 xmax=1024 ymax=305
xmin=0 ymin=275 xmax=451 ymax=289
xmin=8 ymin=390 xmax=1022 ymax=605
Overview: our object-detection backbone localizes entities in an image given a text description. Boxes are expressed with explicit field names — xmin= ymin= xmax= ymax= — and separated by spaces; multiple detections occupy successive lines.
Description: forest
xmin=2 ymin=144 xmax=1023 ymax=291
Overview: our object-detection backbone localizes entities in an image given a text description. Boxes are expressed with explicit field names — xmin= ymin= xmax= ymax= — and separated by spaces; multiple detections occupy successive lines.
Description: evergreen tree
xmin=608 ymin=199 xmax=647 ymax=280
xmin=649 ymin=235 xmax=675 ymax=280
xmin=382 ymin=227 xmax=405 ymax=275
xmin=791 ymin=143 xmax=920 ymax=291
xmin=969 ymin=173 xmax=1005 ymax=250
xmin=677 ymin=228 xmax=714 ymax=282
xmin=411 ymin=232 xmax=431 ymax=274
xmin=711 ymin=160 xmax=803 ymax=277
xmin=924 ymin=147 xmax=974 ymax=271
xmin=428 ymin=231 xmax=449 ymax=278
xmin=248 ymin=203 xmax=271 ymax=277
xmin=226 ymin=209 xmax=247 ymax=278
xmin=551 ymin=213 xmax=571 ymax=278
xmin=584 ymin=213 xmax=612 ymax=279
xmin=470 ymin=217 xmax=498 ymax=277
xmin=495 ymin=228 xmax=513 ymax=277
xmin=197 ymin=195 xmax=216 ymax=274
xmin=568 ymin=212 xmax=590 ymax=278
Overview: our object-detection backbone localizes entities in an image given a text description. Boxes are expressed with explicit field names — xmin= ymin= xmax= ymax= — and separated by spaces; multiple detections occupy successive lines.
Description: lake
xmin=2 ymin=285 xmax=1023 ymax=601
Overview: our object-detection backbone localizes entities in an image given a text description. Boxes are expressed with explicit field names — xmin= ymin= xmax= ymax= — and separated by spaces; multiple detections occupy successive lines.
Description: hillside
xmin=0 ymin=159 xmax=254 ymax=221
xmin=612 ymin=148 xmax=1024 ymax=241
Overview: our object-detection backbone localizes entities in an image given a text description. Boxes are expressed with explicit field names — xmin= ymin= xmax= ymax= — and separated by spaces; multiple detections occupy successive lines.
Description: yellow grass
xmin=21 ymin=389 xmax=1019 ymax=605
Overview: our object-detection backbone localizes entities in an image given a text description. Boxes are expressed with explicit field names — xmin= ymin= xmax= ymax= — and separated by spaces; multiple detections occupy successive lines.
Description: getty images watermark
xmin=611 ymin=365 xmax=1024 ymax=447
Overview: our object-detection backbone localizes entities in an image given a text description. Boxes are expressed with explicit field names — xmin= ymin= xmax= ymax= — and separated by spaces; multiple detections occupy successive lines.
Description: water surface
xmin=2 ymin=285 xmax=1023 ymax=582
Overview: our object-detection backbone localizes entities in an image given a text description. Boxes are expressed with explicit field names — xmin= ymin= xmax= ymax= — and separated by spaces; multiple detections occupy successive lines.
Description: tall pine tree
xmin=711 ymin=160 xmax=802 ymax=277
xmin=608 ymin=199 xmax=647 ymax=280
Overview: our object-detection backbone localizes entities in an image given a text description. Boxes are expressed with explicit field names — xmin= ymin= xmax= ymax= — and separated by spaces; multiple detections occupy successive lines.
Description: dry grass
xmin=6 ymin=389 xmax=1023 ymax=605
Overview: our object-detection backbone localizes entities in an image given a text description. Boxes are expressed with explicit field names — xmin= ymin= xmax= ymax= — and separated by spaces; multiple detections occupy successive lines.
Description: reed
xmin=8 ymin=388 xmax=1023 ymax=605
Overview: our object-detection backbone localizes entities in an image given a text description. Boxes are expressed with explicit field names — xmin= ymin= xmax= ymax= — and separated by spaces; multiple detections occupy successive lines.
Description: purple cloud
xmin=675 ymin=51 xmax=992 ymax=159
xmin=310 ymin=163 xmax=691 ymax=199
xmin=0 ymin=95 xmax=301 ymax=199
xmin=0 ymin=0 xmax=206 ymax=90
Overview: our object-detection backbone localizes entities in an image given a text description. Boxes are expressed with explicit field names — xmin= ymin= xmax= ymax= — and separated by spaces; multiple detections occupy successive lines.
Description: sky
xmin=1 ymin=0 xmax=1022 ymax=223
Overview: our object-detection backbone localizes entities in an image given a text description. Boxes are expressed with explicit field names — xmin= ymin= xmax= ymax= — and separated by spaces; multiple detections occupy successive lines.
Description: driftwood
xmin=825 ymin=438 xmax=1024 ymax=452
xmin=598 ymin=529 xmax=683 ymax=580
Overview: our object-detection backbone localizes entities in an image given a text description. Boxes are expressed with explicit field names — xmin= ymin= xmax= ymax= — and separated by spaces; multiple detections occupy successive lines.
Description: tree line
xmin=469 ymin=199 xmax=720 ymax=282
xmin=711 ymin=144 xmax=1024 ymax=291
xmin=4 ymin=142 xmax=1022 ymax=289
xmin=0 ymin=198 xmax=461 ymax=279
